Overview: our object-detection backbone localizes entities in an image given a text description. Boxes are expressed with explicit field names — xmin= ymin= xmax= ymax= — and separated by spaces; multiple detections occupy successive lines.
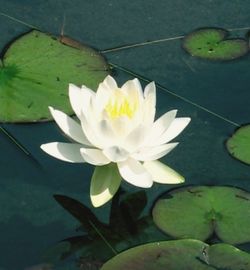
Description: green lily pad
xmin=208 ymin=243 xmax=250 ymax=269
xmin=101 ymin=239 xmax=250 ymax=270
xmin=0 ymin=30 xmax=109 ymax=122
xmin=182 ymin=28 xmax=249 ymax=60
xmin=152 ymin=186 xmax=250 ymax=244
xmin=226 ymin=125 xmax=250 ymax=165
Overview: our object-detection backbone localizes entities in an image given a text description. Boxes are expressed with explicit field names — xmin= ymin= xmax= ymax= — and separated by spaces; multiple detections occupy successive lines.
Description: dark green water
xmin=0 ymin=1 xmax=250 ymax=269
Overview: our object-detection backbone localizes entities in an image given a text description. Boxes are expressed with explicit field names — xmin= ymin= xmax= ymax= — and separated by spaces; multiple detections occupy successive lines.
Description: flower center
xmin=105 ymin=90 xmax=138 ymax=119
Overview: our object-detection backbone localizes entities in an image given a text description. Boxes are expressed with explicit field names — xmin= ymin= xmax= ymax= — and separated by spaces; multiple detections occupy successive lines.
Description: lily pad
xmin=0 ymin=30 xmax=109 ymax=122
xmin=182 ymin=28 xmax=249 ymax=60
xmin=152 ymin=186 xmax=250 ymax=244
xmin=226 ymin=125 xmax=250 ymax=165
xmin=101 ymin=239 xmax=250 ymax=270
xmin=208 ymin=243 xmax=250 ymax=269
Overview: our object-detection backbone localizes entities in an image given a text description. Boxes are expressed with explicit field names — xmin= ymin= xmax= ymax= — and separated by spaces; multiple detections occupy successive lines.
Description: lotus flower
xmin=41 ymin=76 xmax=190 ymax=207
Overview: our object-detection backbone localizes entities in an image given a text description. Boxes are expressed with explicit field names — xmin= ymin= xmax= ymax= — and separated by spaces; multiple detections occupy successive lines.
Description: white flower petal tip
xmin=91 ymin=190 xmax=113 ymax=207
xmin=144 ymin=82 xmax=156 ymax=106
xmin=69 ymin=83 xmax=83 ymax=96
xmin=143 ymin=160 xmax=185 ymax=184
xmin=90 ymin=185 xmax=121 ymax=207
xmin=118 ymin=158 xmax=153 ymax=188
xmin=69 ymin=83 xmax=94 ymax=118
xmin=154 ymin=117 xmax=191 ymax=146
xmin=179 ymin=117 xmax=191 ymax=129
xmin=49 ymin=106 xmax=91 ymax=146
xmin=121 ymin=78 xmax=143 ymax=100
xmin=145 ymin=110 xmax=178 ymax=146
xmin=103 ymin=75 xmax=118 ymax=89
xmin=48 ymin=106 xmax=54 ymax=112
xmin=68 ymin=84 xmax=76 ymax=93
xmin=40 ymin=142 xmax=85 ymax=163
xmin=132 ymin=142 xmax=179 ymax=161
xmin=90 ymin=164 xmax=121 ymax=207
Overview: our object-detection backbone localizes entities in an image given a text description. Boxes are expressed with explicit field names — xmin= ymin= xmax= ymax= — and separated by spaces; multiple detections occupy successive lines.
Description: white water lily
xmin=41 ymin=75 xmax=190 ymax=207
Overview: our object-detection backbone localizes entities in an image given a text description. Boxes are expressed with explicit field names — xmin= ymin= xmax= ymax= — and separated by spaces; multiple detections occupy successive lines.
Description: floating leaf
xmin=152 ymin=186 xmax=250 ymax=244
xmin=182 ymin=28 xmax=248 ymax=60
xmin=0 ymin=30 xmax=109 ymax=122
xmin=101 ymin=239 xmax=250 ymax=270
xmin=226 ymin=124 xmax=250 ymax=165
xmin=208 ymin=243 xmax=250 ymax=269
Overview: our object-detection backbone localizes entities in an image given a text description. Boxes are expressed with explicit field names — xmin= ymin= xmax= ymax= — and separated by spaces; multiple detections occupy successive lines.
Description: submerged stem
xmin=88 ymin=220 xmax=118 ymax=255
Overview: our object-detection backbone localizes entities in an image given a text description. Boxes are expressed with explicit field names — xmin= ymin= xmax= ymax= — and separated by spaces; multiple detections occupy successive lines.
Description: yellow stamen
xmin=105 ymin=90 xmax=138 ymax=119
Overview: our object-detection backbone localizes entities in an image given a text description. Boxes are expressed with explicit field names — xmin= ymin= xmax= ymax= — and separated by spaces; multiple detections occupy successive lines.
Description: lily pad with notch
xmin=0 ymin=30 xmax=109 ymax=122
xmin=101 ymin=239 xmax=250 ymax=270
xmin=226 ymin=124 xmax=250 ymax=165
xmin=152 ymin=186 xmax=250 ymax=244
xmin=182 ymin=28 xmax=249 ymax=61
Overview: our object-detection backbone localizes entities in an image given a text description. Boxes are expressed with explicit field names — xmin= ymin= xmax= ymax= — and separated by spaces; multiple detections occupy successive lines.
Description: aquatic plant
xmin=152 ymin=186 xmax=250 ymax=244
xmin=101 ymin=239 xmax=250 ymax=270
xmin=41 ymin=75 xmax=190 ymax=206
xmin=0 ymin=30 xmax=109 ymax=122
xmin=226 ymin=124 xmax=250 ymax=165
xmin=182 ymin=28 xmax=248 ymax=61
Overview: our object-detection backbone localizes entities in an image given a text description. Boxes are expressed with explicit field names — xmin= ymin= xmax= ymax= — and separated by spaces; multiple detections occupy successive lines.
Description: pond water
xmin=0 ymin=1 xmax=250 ymax=269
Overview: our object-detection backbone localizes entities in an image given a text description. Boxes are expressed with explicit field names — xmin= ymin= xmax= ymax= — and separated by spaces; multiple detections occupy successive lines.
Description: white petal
xmin=95 ymin=84 xmax=112 ymax=114
xmin=106 ymin=115 xmax=131 ymax=138
xmin=102 ymin=75 xmax=118 ymax=89
xmin=103 ymin=146 xmax=129 ymax=162
xmin=49 ymin=107 xmax=91 ymax=146
xmin=80 ymin=113 xmax=105 ymax=148
xmin=145 ymin=110 xmax=177 ymax=146
xmin=95 ymin=119 xmax=117 ymax=147
xmin=94 ymin=76 xmax=117 ymax=113
xmin=123 ymin=125 xmax=147 ymax=152
xmin=142 ymin=82 xmax=156 ymax=126
xmin=144 ymin=81 xmax=156 ymax=107
xmin=143 ymin=160 xmax=184 ymax=184
xmin=117 ymin=158 xmax=153 ymax=188
xmin=80 ymin=148 xmax=110 ymax=165
xmin=69 ymin=83 xmax=94 ymax=118
xmin=157 ymin=117 xmax=191 ymax=145
xmin=143 ymin=106 xmax=156 ymax=127
xmin=132 ymin=143 xmax=179 ymax=161
xmin=121 ymin=78 xmax=143 ymax=101
xmin=81 ymin=85 xmax=96 ymax=114
xmin=41 ymin=142 xmax=85 ymax=163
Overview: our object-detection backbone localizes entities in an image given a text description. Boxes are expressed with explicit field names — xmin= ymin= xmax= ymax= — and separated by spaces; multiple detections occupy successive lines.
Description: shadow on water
xmin=42 ymin=190 xmax=168 ymax=269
